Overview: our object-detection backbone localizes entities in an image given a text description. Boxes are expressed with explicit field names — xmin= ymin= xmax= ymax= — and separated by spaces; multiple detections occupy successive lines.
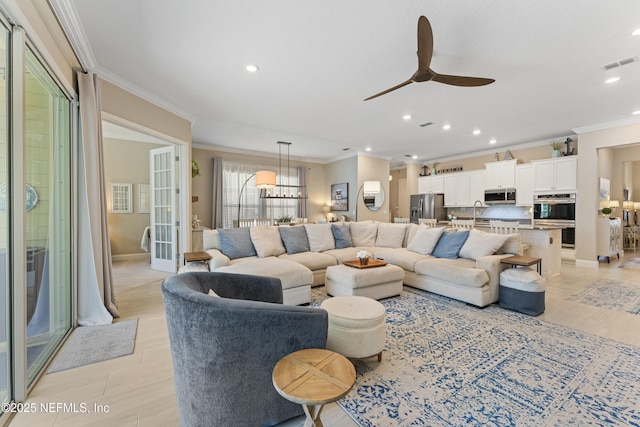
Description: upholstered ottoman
xmin=325 ymin=264 xmax=404 ymax=300
xmin=320 ymin=296 xmax=386 ymax=361
xmin=216 ymin=258 xmax=313 ymax=305
xmin=499 ymin=267 xmax=546 ymax=316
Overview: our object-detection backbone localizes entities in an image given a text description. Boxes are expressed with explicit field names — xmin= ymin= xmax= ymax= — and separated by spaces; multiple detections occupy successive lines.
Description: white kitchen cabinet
xmin=532 ymin=157 xmax=577 ymax=192
xmin=515 ymin=164 xmax=534 ymax=205
xmin=443 ymin=173 xmax=470 ymax=207
xmin=468 ymin=170 xmax=486 ymax=206
xmin=485 ymin=159 xmax=517 ymax=189
xmin=417 ymin=175 xmax=444 ymax=194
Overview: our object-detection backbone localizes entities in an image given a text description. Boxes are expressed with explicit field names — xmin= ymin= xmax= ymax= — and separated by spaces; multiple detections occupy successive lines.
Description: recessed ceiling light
xmin=412 ymin=155 xmax=418 ymax=159
xmin=365 ymin=147 xmax=372 ymax=151
xmin=605 ymin=76 xmax=620 ymax=84
xmin=403 ymin=114 xmax=412 ymax=120
xmin=442 ymin=124 xmax=451 ymax=130
xmin=489 ymin=139 xmax=497 ymax=144
xmin=245 ymin=64 xmax=259 ymax=72
xmin=633 ymin=28 xmax=640 ymax=36
xmin=633 ymin=110 xmax=640 ymax=115
xmin=473 ymin=129 xmax=481 ymax=136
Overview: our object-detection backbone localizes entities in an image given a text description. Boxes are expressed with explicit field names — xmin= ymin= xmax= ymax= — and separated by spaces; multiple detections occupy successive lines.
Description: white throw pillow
xmin=404 ymin=223 xmax=423 ymax=247
xmin=303 ymin=223 xmax=335 ymax=252
xmin=202 ymin=229 xmax=221 ymax=250
xmin=407 ymin=226 xmax=445 ymax=255
xmin=498 ymin=233 xmax=522 ymax=255
xmin=249 ymin=226 xmax=286 ymax=257
xmin=208 ymin=289 xmax=220 ymax=298
xmin=376 ymin=223 xmax=408 ymax=248
xmin=349 ymin=221 xmax=378 ymax=247
xmin=459 ymin=228 xmax=509 ymax=260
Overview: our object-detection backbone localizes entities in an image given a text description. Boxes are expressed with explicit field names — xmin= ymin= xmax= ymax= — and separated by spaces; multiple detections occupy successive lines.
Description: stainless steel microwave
xmin=484 ymin=188 xmax=516 ymax=204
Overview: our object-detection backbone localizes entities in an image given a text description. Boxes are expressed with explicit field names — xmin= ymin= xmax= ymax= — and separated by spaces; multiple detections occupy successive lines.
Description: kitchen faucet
xmin=473 ymin=200 xmax=483 ymax=222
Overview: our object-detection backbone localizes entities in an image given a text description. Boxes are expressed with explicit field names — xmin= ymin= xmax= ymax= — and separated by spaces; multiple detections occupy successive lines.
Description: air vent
xmin=342 ymin=148 xmax=350 ymax=151
xmin=419 ymin=122 xmax=433 ymax=127
xmin=404 ymin=154 xmax=412 ymax=158
xmin=603 ymin=56 xmax=637 ymax=70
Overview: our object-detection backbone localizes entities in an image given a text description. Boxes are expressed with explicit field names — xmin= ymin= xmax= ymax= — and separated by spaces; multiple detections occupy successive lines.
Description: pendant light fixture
xmin=259 ymin=141 xmax=308 ymax=199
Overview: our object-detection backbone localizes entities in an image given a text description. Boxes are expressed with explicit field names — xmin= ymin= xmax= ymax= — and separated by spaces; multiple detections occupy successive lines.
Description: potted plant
xmin=550 ymin=141 xmax=563 ymax=158
xmin=277 ymin=215 xmax=293 ymax=224
xmin=356 ymin=250 xmax=371 ymax=266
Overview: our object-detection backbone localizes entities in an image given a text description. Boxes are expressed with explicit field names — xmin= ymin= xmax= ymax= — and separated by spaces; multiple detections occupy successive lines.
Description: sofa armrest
xmin=205 ymin=248 xmax=230 ymax=270
xmin=475 ymin=254 xmax=513 ymax=303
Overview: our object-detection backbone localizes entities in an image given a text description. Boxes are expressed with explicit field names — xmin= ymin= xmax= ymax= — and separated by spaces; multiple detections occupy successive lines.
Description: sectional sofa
xmin=201 ymin=221 xmax=522 ymax=307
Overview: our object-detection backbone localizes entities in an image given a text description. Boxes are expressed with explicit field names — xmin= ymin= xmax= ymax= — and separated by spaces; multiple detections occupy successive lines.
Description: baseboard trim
xmin=112 ymin=253 xmax=150 ymax=262
xmin=575 ymin=259 xmax=599 ymax=269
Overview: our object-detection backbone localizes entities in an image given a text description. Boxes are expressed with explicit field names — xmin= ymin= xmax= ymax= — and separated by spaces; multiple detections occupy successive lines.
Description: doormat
xmin=47 ymin=319 xmax=138 ymax=373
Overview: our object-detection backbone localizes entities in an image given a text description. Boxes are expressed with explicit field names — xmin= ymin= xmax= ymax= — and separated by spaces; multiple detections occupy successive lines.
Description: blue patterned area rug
xmin=567 ymin=278 xmax=640 ymax=315
xmin=619 ymin=258 xmax=640 ymax=270
xmin=313 ymin=287 xmax=640 ymax=426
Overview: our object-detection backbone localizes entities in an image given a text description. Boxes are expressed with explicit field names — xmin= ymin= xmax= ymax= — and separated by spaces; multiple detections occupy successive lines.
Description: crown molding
xmin=572 ymin=116 xmax=640 ymax=134
xmin=96 ymin=65 xmax=197 ymax=124
xmin=49 ymin=0 xmax=95 ymax=71
xmin=420 ymin=134 xmax=577 ymax=165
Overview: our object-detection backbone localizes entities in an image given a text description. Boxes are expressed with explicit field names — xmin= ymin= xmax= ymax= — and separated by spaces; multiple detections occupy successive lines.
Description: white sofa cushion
xmin=459 ymin=228 xmax=509 ymax=260
xmin=303 ymin=224 xmax=335 ymax=252
xmin=278 ymin=251 xmax=337 ymax=270
xmin=404 ymin=223 xmax=421 ymax=247
xmin=373 ymin=247 xmax=431 ymax=272
xmin=375 ymin=223 xmax=407 ymax=248
xmin=350 ymin=221 xmax=378 ymax=247
xmin=216 ymin=257 xmax=312 ymax=290
xmin=406 ymin=226 xmax=445 ymax=255
xmin=415 ymin=258 xmax=488 ymax=288
xmin=249 ymin=226 xmax=286 ymax=258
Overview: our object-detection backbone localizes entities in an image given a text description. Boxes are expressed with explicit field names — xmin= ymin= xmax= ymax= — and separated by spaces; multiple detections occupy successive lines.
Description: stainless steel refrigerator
xmin=410 ymin=193 xmax=446 ymax=224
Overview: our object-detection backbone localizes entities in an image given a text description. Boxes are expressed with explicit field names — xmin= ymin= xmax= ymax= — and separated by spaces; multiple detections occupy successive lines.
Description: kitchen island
xmin=459 ymin=221 xmax=563 ymax=278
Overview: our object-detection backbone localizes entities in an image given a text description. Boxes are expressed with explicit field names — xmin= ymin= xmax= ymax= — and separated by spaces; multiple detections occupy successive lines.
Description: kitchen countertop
xmin=437 ymin=219 xmax=565 ymax=230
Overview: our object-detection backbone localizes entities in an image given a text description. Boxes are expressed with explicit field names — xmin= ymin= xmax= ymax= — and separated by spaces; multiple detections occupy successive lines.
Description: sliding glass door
xmin=23 ymin=47 xmax=71 ymax=384
xmin=0 ymin=21 xmax=9 ymax=407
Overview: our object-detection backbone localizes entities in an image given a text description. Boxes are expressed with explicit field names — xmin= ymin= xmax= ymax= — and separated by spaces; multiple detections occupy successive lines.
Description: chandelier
xmin=259 ymin=141 xmax=308 ymax=199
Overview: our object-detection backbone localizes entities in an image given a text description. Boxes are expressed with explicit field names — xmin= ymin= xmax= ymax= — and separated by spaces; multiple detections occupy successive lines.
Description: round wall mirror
xmin=363 ymin=186 xmax=385 ymax=211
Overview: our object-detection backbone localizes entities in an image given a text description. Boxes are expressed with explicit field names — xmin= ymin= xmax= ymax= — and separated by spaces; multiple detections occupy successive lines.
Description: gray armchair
xmin=162 ymin=272 xmax=328 ymax=427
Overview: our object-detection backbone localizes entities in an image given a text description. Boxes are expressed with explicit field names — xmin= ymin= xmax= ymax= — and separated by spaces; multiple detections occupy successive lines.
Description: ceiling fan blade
xmin=431 ymin=72 xmax=495 ymax=87
xmin=416 ymin=16 xmax=433 ymax=72
xmin=364 ymin=79 xmax=413 ymax=101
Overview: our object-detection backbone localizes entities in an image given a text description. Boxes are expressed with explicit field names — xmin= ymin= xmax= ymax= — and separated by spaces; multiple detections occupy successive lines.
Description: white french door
xmin=150 ymin=146 xmax=178 ymax=272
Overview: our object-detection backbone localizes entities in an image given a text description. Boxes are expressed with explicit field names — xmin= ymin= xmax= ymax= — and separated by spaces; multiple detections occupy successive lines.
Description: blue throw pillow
xmin=218 ymin=228 xmax=257 ymax=259
xmin=331 ymin=224 xmax=353 ymax=249
xmin=279 ymin=226 xmax=310 ymax=254
xmin=432 ymin=230 xmax=470 ymax=259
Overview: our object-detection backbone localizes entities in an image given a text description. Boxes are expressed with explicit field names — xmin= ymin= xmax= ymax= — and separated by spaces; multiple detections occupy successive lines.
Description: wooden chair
xmin=418 ymin=218 xmax=438 ymax=227
xmin=394 ymin=217 xmax=410 ymax=224
xmin=451 ymin=219 xmax=475 ymax=229
xmin=489 ymin=220 xmax=531 ymax=254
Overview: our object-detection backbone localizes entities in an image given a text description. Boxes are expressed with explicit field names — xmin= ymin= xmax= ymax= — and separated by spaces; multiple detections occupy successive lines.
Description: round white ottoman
xmin=320 ymin=296 xmax=386 ymax=361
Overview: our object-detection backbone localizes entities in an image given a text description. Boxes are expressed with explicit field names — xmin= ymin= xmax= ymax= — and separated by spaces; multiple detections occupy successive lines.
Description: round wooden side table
xmin=272 ymin=348 xmax=356 ymax=427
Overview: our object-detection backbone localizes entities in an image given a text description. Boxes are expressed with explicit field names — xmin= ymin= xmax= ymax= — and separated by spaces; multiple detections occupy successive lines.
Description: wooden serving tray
xmin=343 ymin=259 xmax=388 ymax=269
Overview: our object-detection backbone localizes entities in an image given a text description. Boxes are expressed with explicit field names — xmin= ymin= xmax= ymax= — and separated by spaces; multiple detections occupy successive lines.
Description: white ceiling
xmin=60 ymin=0 xmax=640 ymax=165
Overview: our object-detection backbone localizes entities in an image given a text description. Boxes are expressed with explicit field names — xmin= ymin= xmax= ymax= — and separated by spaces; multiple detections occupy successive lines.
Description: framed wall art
xmin=331 ymin=183 xmax=348 ymax=211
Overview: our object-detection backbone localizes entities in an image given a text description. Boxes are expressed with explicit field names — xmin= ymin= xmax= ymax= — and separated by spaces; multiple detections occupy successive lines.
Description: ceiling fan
xmin=364 ymin=15 xmax=495 ymax=101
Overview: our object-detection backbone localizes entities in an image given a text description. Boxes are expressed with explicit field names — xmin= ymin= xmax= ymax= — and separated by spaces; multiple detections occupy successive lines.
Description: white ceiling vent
xmin=419 ymin=122 xmax=433 ymax=127
xmin=603 ymin=56 xmax=637 ymax=70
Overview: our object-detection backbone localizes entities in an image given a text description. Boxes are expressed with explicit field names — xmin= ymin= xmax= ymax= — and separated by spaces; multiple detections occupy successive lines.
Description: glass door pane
xmin=24 ymin=48 xmax=71 ymax=384
xmin=0 ymin=22 xmax=9 ymax=406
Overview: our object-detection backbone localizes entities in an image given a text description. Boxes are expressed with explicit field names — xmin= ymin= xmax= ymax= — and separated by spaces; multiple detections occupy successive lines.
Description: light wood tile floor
xmin=10 ymin=252 xmax=640 ymax=426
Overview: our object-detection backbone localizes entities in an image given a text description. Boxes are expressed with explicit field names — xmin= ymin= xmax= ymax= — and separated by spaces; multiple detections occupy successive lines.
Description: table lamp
xmin=623 ymin=200 xmax=634 ymax=226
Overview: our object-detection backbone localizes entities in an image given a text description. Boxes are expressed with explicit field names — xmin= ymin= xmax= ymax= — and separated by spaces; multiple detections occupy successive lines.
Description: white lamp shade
xmin=363 ymin=181 xmax=381 ymax=193
xmin=322 ymin=205 xmax=331 ymax=214
xmin=634 ymin=202 xmax=640 ymax=210
xmin=609 ymin=200 xmax=620 ymax=208
xmin=623 ymin=200 xmax=634 ymax=209
xmin=255 ymin=170 xmax=276 ymax=188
